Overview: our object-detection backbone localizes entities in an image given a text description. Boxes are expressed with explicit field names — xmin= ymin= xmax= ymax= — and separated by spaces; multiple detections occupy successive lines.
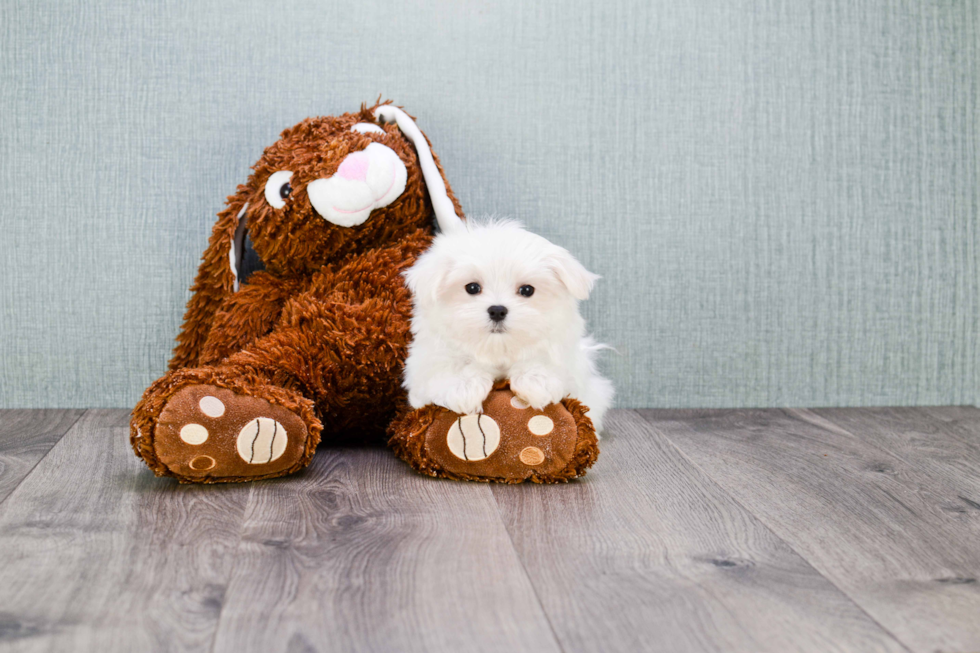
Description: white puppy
xmin=403 ymin=220 xmax=614 ymax=431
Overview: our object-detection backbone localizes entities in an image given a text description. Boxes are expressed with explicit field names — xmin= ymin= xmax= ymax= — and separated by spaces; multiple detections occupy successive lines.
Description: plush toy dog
xmin=131 ymin=103 xmax=599 ymax=484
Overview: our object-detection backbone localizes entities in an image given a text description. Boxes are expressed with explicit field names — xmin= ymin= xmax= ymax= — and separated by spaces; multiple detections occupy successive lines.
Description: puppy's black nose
xmin=488 ymin=305 xmax=508 ymax=323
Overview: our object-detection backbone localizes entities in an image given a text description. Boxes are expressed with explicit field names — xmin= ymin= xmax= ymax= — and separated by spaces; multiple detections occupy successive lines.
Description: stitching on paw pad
xmin=447 ymin=414 xmax=501 ymax=461
xmin=189 ymin=455 xmax=216 ymax=471
xmin=236 ymin=418 xmax=288 ymax=464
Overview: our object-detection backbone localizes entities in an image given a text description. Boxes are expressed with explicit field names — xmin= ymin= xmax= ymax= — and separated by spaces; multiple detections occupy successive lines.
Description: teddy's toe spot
xmin=199 ymin=396 xmax=225 ymax=417
xmin=189 ymin=455 xmax=216 ymax=471
xmin=510 ymin=396 xmax=530 ymax=409
xmin=528 ymin=415 xmax=554 ymax=436
xmin=520 ymin=446 xmax=545 ymax=466
xmin=447 ymin=414 xmax=501 ymax=461
xmin=180 ymin=423 xmax=209 ymax=445
xmin=237 ymin=418 xmax=288 ymax=464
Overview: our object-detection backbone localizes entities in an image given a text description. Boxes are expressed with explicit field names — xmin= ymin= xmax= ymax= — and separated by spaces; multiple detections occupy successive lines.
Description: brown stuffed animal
xmin=131 ymin=103 xmax=598 ymax=484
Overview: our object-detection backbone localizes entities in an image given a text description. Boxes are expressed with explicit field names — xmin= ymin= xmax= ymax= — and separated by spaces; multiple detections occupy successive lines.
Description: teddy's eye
xmin=264 ymin=171 xmax=294 ymax=209
xmin=465 ymin=282 xmax=482 ymax=295
xmin=518 ymin=285 xmax=535 ymax=297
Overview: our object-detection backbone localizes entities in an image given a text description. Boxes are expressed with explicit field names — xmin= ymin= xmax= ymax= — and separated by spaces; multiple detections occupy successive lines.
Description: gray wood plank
xmin=491 ymin=410 xmax=907 ymax=653
xmin=809 ymin=406 xmax=980 ymax=523
xmin=210 ymin=446 xmax=562 ymax=653
xmin=0 ymin=409 xmax=251 ymax=652
xmin=639 ymin=407 xmax=980 ymax=653
xmin=0 ymin=409 xmax=84 ymax=505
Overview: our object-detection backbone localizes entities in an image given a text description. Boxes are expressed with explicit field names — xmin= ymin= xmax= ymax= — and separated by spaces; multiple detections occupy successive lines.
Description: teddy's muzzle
xmin=307 ymin=142 xmax=407 ymax=228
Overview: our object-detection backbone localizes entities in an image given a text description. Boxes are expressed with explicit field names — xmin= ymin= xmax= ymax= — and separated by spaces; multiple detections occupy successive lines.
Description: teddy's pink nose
xmin=336 ymin=152 xmax=370 ymax=182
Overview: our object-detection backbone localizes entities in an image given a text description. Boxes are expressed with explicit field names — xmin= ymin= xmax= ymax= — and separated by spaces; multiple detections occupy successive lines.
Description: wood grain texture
xmin=0 ymin=409 xmax=83 ymax=505
xmin=640 ymin=407 xmax=980 ymax=653
xmin=210 ymin=446 xmax=561 ymax=653
xmin=4 ymin=407 xmax=978 ymax=652
xmin=491 ymin=410 xmax=908 ymax=653
xmin=0 ymin=409 xmax=251 ymax=652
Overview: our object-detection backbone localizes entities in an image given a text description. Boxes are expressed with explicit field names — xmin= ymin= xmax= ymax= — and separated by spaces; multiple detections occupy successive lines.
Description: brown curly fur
xmin=131 ymin=102 xmax=464 ymax=481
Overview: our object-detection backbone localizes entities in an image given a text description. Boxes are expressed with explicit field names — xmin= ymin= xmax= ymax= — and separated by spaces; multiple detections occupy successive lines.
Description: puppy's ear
xmin=547 ymin=247 xmax=600 ymax=300
xmin=403 ymin=249 xmax=448 ymax=304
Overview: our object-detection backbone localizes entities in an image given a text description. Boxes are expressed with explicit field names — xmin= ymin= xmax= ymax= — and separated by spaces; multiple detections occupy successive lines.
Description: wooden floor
xmin=0 ymin=408 xmax=978 ymax=652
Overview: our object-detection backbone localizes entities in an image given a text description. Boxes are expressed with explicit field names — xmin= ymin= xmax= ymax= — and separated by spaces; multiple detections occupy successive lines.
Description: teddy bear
xmin=130 ymin=102 xmax=599 ymax=484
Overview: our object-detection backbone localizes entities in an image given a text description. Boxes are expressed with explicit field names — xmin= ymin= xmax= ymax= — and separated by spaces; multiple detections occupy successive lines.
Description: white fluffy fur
xmin=403 ymin=220 xmax=614 ymax=431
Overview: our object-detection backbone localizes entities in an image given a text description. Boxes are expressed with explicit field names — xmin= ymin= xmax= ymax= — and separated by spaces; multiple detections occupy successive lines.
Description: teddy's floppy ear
xmin=374 ymin=105 xmax=466 ymax=236
xmin=168 ymin=189 xmax=250 ymax=370
xmin=547 ymin=246 xmax=600 ymax=301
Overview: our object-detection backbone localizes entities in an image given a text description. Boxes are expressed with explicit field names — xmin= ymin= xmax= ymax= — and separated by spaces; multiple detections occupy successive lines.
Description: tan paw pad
xmin=447 ymin=414 xmax=501 ymax=461
xmin=179 ymin=423 xmax=209 ymax=445
xmin=519 ymin=446 xmax=545 ymax=466
xmin=237 ymin=418 xmax=288 ymax=464
xmin=527 ymin=415 xmax=554 ymax=435
xmin=189 ymin=455 xmax=216 ymax=471
xmin=199 ymin=395 xmax=225 ymax=417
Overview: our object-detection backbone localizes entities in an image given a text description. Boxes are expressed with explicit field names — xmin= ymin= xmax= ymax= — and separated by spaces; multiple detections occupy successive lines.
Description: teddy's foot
xmin=147 ymin=384 xmax=315 ymax=483
xmin=388 ymin=384 xmax=599 ymax=483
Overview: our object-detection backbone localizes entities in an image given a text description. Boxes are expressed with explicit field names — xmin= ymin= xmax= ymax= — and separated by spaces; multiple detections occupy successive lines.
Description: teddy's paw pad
xmin=189 ymin=455 xmax=216 ymax=471
xmin=199 ymin=396 xmax=225 ymax=417
xmin=180 ymin=423 xmax=209 ymax=444
xmin=237 ymin=418 xmax=288 ymax=464
xmin=527 ymin=415 xmax=554 ymax=435
xmin=519 ymin=446 xmax=545 ymax=466
xmin=446 ymin=415 xmax=500 ymax=461
xmin=421 ymin=388 xmax=582 ymax=482
xmin=154 ymin=384 xmax=308 ymax=480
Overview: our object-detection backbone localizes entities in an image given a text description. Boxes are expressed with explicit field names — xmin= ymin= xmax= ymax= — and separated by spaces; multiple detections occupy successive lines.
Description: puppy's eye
xmin=264 ymin=171 xmax=294 ymax=209
xmin=465 ymin=282 xmax=482 ymax=295
xmin=518 ymin=284 xmax=535 ymax=298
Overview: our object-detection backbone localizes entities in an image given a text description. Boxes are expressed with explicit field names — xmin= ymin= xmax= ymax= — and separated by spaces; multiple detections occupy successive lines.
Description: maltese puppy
xmin=402 ymin=219 xmax=614 ymax=431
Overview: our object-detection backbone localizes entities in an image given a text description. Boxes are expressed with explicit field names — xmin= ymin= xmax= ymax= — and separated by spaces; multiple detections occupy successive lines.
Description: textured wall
xmin=0 ymin=0 xmax=977 ymax=409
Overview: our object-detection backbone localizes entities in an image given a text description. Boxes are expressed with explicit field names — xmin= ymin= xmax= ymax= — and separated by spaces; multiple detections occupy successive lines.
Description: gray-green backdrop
xmin=1 ymin=0 xmax=977 ymax=409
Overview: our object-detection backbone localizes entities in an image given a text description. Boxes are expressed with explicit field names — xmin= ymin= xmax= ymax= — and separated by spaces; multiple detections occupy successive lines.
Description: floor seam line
xmin=487 ymin=486 xmax=569 ymax=653
xmin=206 ymin=482 xmax=256 ymax=653
xmin=633 ymin=408 xmax=917 ymax=653
xmin=0 ymin=408 xmax=87 ymax=511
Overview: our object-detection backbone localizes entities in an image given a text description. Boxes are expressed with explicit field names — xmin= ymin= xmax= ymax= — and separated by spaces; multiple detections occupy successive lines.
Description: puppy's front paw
xmin=511 ymin=372 xmax=566 ymax=410
xmin=431 ymin=374 xmax=494 ymax=415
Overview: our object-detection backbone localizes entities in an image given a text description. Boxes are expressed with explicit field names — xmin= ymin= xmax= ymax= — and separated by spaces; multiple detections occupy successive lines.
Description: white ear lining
xmin=373 ymin=106 xmax=465 ymax=236
xmin=229 ymin=202 xmax=248 ymax=292
xmin=352 ymin=122 xmax=385 ymax=135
